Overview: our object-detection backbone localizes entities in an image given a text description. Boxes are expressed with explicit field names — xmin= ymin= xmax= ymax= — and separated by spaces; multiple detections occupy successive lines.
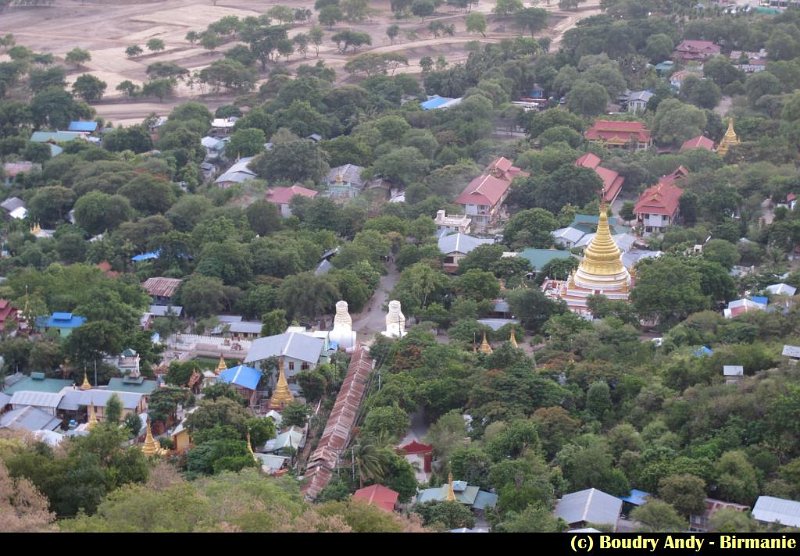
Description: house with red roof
xmin=680 ymin=135 xmax=715 ymax=152
xmin=0 ymin=299 xmax=19 ymax=333
xmin=455 ymin=157 xmax=528 ymax=232
xmin=353 ymin=484 xmax=399 ymax=513
xmin=674 ymin=40 xmax=721 ymax=62
xmin=633 ymin=168 xmax=687 ymax=235
xmin=584 ymin=120 xmax=652 ymax=152
xmin=266 ymin=185 xmax=319 ymax=218
xmin=575 ymin=153 xmax=625 ymax=204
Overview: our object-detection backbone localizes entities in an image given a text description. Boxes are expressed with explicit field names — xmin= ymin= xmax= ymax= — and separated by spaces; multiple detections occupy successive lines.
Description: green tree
xmin=413 ymin=500 xmax=475 ymax=529
xmin=494 ymin=0 xmax=523 ymax=15
xmin=281 ymin=401 xmax=311 ymax=428
xmin=178 ymin=275 xmax=225 ymax=318
xmin=411 ymin=0 xmax=435 ymax=19
xmin=652 ymin=99 xmax=707 ymax=147
xmin=105 ymin=393 xmax=122 ymax=424
xmin=497 ymin=503 xmax=565 ymax=532
xmin=362 ymin=405 xmax=409 ymax=441
xmin=146 ymin=38 xmax=166 ymax=52
xmin=503 ymin=208 xmax=559 ymax=248
xmin=251 ymin=139 xmax=329 ymax=183
xmin=309 ymin=26 xmax=325 ymax=56
xmin=516 ymin=8 xmax=548 ymax=36
xmin=72 ymin=74 xmax=107 ymax=102
xmin=386 ymin=24 xmax=400 ymax=43
xmin=65 ymin=47 xmax=91 ymax=68
xmin=644 ymin=34 xmax=673 ymax=63
xmin=319 ymin=5 xmax=344 ymax=28
xmin=567 ymin=80 xmax=609 ymax=117
xmin=630 ymin=499 xmax=687 ymax=532
xmin=714 ymin=451 xmax=758 ymax=505
xmin=125 ymin=45 xmax=143 ymax=57
xmin=658 ymin=474 xmax=706 ymax=517
xmin=28 ymin=185 xmax=75 ymax=228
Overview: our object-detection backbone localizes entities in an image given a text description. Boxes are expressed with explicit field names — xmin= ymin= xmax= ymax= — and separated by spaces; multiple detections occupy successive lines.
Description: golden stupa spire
xmin=268 ymin=363 xmax=293 ymax=409
xmin=716 ymin=118 xmax=739 ymax=156
xmin=30 ymin=221 xmax=41 ymax=235
xmin=574 ymin=203 xmax=628 ymax=281
xmin=215 ymin=354 xmax=227 ymax=375
xmin=142 ymin=419 xmax=164 ymax=457
xmin=87 ymin=402 xmax=98 ymax=429
xmin=246 ymin=430 xmax=258 ymax=462
xmin=479 ymin=331 xmax=493 ymax=354
xmin=509 ymin=329 xmax=519 ymax=349
xmin=446 ymin=471 xmax=457 ymax=502
xmin=80 ymin=371 xmax=92 ymax=391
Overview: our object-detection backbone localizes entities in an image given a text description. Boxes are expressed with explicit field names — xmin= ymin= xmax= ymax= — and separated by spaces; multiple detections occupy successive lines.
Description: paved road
xmin=351 ymin=261 xmax=401 ymax=343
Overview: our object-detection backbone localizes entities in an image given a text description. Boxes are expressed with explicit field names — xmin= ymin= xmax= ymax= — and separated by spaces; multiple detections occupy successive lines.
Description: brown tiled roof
xmin=585 ymin=120 xmax=651 ymax=144
xmin=142 ymin=277 xmax=182 ymax=298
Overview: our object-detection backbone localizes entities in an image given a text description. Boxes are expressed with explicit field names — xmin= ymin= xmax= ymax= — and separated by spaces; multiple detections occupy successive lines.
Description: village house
xmin=455 ymin=157 xmax=527 ymax=233
xmin=575 ymin=153 xmax=625 ymax=204
xmin=67 ymin=120 xmax=99 ymax=134
xmin=244 ymin=330 xmax=326 ymax=380
xmin=37 ymin=312 xmax=86 ymax=337
xmin=673 ymin=39 xmax=721 ymax=62
xmin=752 ymin=496 xmax=800 ymax=529
xmin=681 ymin=135 xmax=715 ymax=152
xmin=434 ymin=210 xmax=471 ymax=236
xmin=323 ymin=164 xmax=365 ymax=199
xmin=2 ymin=163 xmax=38 ymax=187
xmin=723 ymin=365 xmax=744 ymax=385
xmin=217 ymin=364 xmax=263 ymax=405
xmin=437 ymin=233 xmax=495 ymax=273
xmin=0 ymin=299 xmax=20 ymax=333
xmin=0 ymin=405 xmax=62 ymax=433
xmin=622 ymin=90 xmax=654 ymax=113
xmin=215 ymin=156 xmax=256 ymax=188
xmin=584 ymin=120 xmax=652 ymax=152
xmin=633 ymin=167 xmax=688 ymax=235
xmin=730 ymin=49 xmax=768 ymax=73
xmin=266 ymin=185 xmax=318 ymax=217
xmin=416 ymin=474 xmax=498 ymax=514
xmin=420 ymin=95 xmax=462 ymax=110
xmin=58 ymin=389 xmax=146 ymax=422
xmin=723 ymin=297 xmax=767 ymax=319
xmin=210 ymin=117 xmax=237 ymax=137
xmin=142 ymin=277 xmax=183 ymax=306
xmin=689 ymin=498 xmax=750 ymax=532
xmin=353 ymin=484 xmax=399 ymax=513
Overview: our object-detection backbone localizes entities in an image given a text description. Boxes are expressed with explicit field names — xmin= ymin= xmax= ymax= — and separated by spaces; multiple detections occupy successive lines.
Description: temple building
xmin=541 ymin=204 xmax=632 ymax=315
xmin=716 ymin=120 xmax=740 ymax=157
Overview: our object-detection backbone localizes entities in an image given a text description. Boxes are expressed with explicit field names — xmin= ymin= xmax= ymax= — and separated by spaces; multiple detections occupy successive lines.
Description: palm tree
xmin=350 ymin=441 xmax=392 ymax=488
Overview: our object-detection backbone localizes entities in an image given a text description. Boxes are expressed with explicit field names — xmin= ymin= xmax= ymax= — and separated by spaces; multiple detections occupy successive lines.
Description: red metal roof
xmin=398 ymin=439 xmax=433 ymax=455
xmin=266 ymin=185 xmax=318 ymax=205
xmin=680 ymin=135 xmax=715 ymax=152
xmin=634 ymin=180 xmax=684 ymax=218
xmin=575 ymin=153 xmax=625 ymax=203
xmin=455 ymin=157 xmax=527 ymax=208
xmin=585 ymin=120 xmax=651 ymax=144
xmin=353 ymin=484 xmax=399 ymax=512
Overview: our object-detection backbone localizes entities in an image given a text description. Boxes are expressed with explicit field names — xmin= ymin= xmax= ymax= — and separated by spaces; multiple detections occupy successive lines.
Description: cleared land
xmin=0 ymin=0 xmax=600 ymax=126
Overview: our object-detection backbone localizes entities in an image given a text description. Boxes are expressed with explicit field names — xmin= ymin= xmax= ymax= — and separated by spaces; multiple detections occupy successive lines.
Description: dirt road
xmin=351 ymin=262 xmax=401 ymax=343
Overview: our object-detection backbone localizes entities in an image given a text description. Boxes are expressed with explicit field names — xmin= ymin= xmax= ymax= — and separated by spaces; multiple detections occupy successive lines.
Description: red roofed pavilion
xmin=634 ymin=168 xmax=687 ymax=235
xmin=455 ymin=157 xmax=528 ymax=233
xmin=575 ymin=153 xmax=625 ymax=204
xmin=680 ymin=135 xmax=715 ymax=153
xmin=585 ymin=120 xmax=652 ymax=152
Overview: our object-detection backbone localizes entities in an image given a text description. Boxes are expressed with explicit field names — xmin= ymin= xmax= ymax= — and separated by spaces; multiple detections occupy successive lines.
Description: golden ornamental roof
xmin=142 ymin=420 xmax=165 ymax=457
xmin=215 ymin=354 xmax=227 ymax=375
xmin=509 ymin=329 xmax=519 ymax=349
xmin=479 ymin=331 xmax=493 ymax=354
xmin=717 ymin=119 xmax=740 ymax=156
xmin=80 ymin=372 xmax=92 ymax=391
xmin=87 ymin=402 xmax=98 ymax=430
xmin=578 ymin=204 xmax=627 ymax=278
xmin=446 ymin=471 xmax=457 ymax=502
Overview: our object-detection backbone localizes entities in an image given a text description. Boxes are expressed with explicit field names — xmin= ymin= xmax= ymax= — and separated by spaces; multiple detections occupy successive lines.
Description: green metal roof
xmin=106 ymin=377 xmax=159 ymax=395
xmin=518 ymin=248 xmax=575 ymax=271
xmin=4 ymin=376 xmax=73 ymax=394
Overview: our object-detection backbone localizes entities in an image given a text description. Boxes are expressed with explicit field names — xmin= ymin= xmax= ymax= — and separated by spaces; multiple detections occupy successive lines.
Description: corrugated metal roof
xmin=784 ymin=345 xmax=800 ymax=358
xmin=142 ymin=277 xmax=182 ymax=298
xmin=218 ymin=365 xmax=262 ymax=391
xmin=245 ymin=331 xmax=324 ymax=365
xmin=753 ymin=496 xmax=800 ymax=528
xmin=58 ymin=389 xmax=143 ymax=410
xmin=438 ymin=233 xmax=494 ymax=256
xmin=0 ymin=406 xmax=62 ymax=432
xmin=67 ymin=121 xmax=98 ymax=132
xmin=723 ymin=365 xmax=744 ymax=377
xmin=767 ymin=283 xmax=797 ymax=296
xmin=555 ymin=488 xmax=622 ymax=527
xmin=0 ymin=392 xmax=10 ymax=407
xmin=10 ymin=390 xmax=64 ymax=409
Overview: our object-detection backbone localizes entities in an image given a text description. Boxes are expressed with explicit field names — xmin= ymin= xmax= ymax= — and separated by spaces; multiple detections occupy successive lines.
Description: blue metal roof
xmin=620 ymin=489 xmax=650 ymax=506
xmin=751 ymin=296 xmax=768 ymax=306
xmin=421 ymin=95 xmax=454 ymax=110
xmin=219 ymin=365 xmax=262 ymax=391
xmin=694 ymin=346 xmax=713 ymax=357
xmin=45 ymin=313 xmax=86 ymax=329
xmin=67 ymin=121 xmax=98 ymax=132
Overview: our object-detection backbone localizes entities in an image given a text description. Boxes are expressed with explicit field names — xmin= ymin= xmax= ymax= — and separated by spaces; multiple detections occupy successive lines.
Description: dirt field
xmin=0 ymin=0 xmax=601 ymax=127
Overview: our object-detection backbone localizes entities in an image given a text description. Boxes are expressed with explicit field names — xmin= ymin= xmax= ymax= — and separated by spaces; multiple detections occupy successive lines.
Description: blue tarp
xmin=132 ymin=250 xmax=160 ymax=262
xmin=694 ymin=346 xmax=713 ymax=357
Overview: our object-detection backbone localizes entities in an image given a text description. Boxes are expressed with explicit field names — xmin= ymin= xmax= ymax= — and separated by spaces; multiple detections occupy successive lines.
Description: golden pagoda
xmin=142 ymin=420 xmax=165 ymax=457
xmin=445 ymin=471 xmax=457 ymax=502
xmin=478 ymin=331 xmax=493 ymax=354
xmin=717 ymin=119 xmax=740 ymax=157
xmin=268 ymin=364 xmax=293 ymax=409
xmin=509 ymin=329 xmax=519 ymax=349
xmin=80 ymin=372 xmax=92 ymax=391
xmin=30 ymin=222 xmax=41 ymax=236
xmin=215 ymin=354 xmax=227 ymax=375
xmin=87 ymin=402 xmax=98 ymax=430
xmin=541 ymin=203 xmax=631 ymax=315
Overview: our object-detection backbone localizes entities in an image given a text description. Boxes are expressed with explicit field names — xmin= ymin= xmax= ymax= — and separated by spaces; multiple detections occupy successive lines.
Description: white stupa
xmin=330 ymin=300 xmax=357 ymax=351
xmin=382 ymin=300 xmax=406 ymax=338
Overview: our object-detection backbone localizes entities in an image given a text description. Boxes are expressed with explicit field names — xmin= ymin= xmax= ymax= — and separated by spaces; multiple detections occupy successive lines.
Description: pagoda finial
xmin=87 ymin=402 xmax=98 ymax=429
xmin=509 ymin=329 xmax=519 ymax=349
xmin=446 ymin=471 xmax=457 ymax=502
xmin=268 ymin=362 xmax=294 ymax=409
xmin=479 ymin=331 xmax=493 ymax=354
xmin=215 ymin=354 xmax=227 ymax=375
xmin=717 ymin=118 xmax=739 ymax=156
xmin=246 ymin=429 xmax=258 ymax=462
xmin=80 ymin=371 xmax=92 ymax=391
